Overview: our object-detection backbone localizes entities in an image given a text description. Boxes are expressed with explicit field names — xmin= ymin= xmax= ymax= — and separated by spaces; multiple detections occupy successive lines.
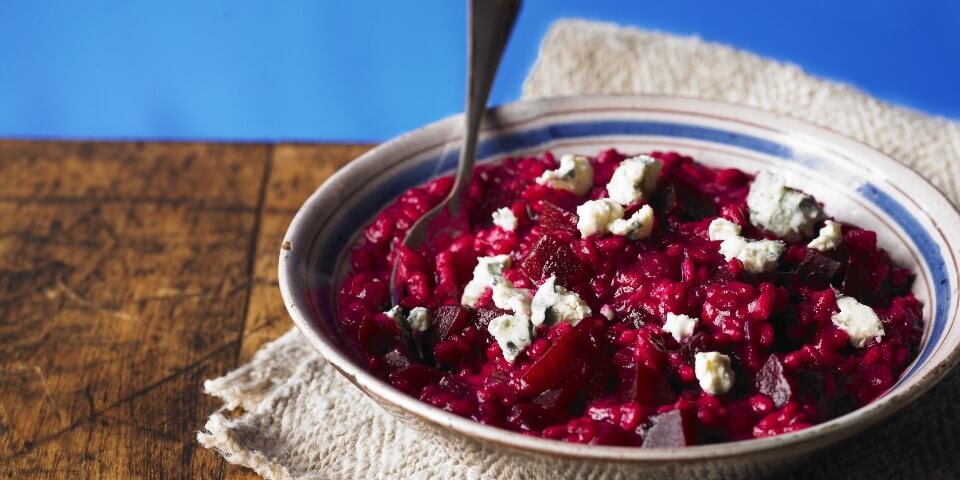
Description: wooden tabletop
xmin=4 ymin=140 xmax=960 ymax=479
xmin=0 ymin=140 xmax=369 ymax=479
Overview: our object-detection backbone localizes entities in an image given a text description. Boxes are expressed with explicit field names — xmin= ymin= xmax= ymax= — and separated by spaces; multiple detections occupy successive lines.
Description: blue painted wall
xmin=1 ymin=0 xmax=957 ymax=142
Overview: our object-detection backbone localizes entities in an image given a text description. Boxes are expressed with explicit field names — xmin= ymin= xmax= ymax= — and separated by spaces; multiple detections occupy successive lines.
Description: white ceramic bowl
xmin=279 ymin=96 xmax=960 ymax=478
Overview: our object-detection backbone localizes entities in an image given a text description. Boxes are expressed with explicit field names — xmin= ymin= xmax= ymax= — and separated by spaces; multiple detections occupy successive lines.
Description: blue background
xmin=1 ymin=0 xmax=958 ymax=142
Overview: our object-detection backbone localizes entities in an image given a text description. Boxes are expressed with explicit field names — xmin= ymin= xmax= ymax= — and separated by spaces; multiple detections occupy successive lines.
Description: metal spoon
xmin=390 ymin=0 xmax=521 ymax=310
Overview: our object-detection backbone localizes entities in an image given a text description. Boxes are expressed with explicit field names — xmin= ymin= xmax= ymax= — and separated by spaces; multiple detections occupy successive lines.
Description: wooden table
xmin=3 ymin=140 xmax=960 ymax=479
xmin=0 ymin=141 xmax=369 ymax=479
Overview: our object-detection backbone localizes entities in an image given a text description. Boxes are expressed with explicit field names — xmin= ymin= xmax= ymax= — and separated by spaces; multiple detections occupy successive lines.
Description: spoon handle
xmin=448 ymin=0 xmax=521 ymax=213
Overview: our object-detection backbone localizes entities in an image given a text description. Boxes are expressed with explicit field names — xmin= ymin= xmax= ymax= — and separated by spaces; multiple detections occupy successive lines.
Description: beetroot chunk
xmin=536 ymin=201 xmax=579 ymax=234
xmin=755 ymin=355 xmax=793 ymax=408
xmin=433 ymin=305 xmax=471 ymax=340
xmin=619 ymin=363 xmax=678 ymax=406
xmin=521 ymin=234 xmax=587 ymax=286
xmin=518 ymin=326 xmax=602 ymax=412
xmin=642 ymin=409 xmax=693 ymax=448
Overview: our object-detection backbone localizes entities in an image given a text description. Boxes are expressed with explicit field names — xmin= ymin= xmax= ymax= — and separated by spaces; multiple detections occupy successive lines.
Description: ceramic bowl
xmin=278 ymin=95 xmax=960 ymax=478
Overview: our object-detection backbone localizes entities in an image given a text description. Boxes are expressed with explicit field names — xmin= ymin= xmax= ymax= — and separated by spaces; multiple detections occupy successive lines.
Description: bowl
xmin=278 ymin=95 xmax=960 ymax=478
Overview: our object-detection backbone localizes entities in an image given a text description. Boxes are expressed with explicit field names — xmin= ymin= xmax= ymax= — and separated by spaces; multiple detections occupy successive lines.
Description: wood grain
xmin=223 ymin=143 xmax=371 ymax=480
xmin=0 ymin=140 xmax=368 ymax=479
xmin=235 ymin=144 xmax=370 ymax=364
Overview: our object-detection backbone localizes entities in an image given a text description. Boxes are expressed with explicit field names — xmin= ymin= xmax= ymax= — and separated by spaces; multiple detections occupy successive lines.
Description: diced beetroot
xmin=642 ymin=409 xmax=693 ymax=448
xmin=421 ymin=376 xmax=479 ymax=417
xmin=843 ymin=228 xmax=877 ymax=252
xmin=506 ymin=403 xmax=567 ymax=432
xmin=619 ymin=363 xmax=678 ymax=406
xmin=652 ymin=178 xmax=718 ymax=222
xmin=389 ymin=365 xmax=444 ymax=395
xmin=358 ymin=316 xmax=402 ymax=356
xmin=521 ymin=234 xmax=587 ymax=286
xmin=755 ymin=355 xmax=793 ymax=408
xmin=433 ymin=305 xmax=472 ymax=340
xmin=841 ymin=251 xmax=893 ymax=307
xmin=536 ymin=200 xmax=579 ymax=234
xmin=796 ymin=249 xmax=841 ymax=289
xmin=518 ymin=326 xmax=601 ymax=411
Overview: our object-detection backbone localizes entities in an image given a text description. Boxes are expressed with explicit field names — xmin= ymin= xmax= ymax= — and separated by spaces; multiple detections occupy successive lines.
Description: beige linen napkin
xmin=198 ymin=20 xmax=960 ymax=479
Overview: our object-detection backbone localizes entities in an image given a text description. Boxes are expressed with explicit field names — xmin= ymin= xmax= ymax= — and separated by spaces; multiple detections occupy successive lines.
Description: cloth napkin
xmin=198 ymin=19 xmax=960 ymax=479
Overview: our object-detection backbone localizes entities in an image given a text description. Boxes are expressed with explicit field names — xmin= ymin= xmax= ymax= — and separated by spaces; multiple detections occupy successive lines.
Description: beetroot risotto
xmin=337 ymin=149 xmax=923 ymax=447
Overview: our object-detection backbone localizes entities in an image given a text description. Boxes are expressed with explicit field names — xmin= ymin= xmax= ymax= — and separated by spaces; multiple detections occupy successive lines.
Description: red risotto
xmin=338 ymin=150 xmax=923 ymax=446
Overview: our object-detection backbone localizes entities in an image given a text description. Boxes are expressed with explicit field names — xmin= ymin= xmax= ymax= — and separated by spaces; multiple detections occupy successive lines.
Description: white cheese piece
xmin=708 ymin=217 xmax=742 ymax=242
xmin=600 ymin=304 xmax=616 ymax=321
xmin=461 ymin=255 xmax=511 ymax=307
xmin=406 ymin=307 xmax=432 ymax=332
xmin=718 ymin=236 xmax=785 ymax=274
xmin=384 ymin=305 xmax=403 ymax=324
xmin=746 ymin=171 xmax=824 ymax=241
xmin=662 ymin=312 xmax=698 ymax=342
xmin=492 ymin=207 xmax=518 ymax=232
xmin=383 ymin=305 xmax=431 ymax=333
xmin=530 ymin=275 xmax=591 ymax=327
xmin=832 ymin=296 xmax=885 ymax=348
xmin=808 ymin=220 xmax=843 ymax=252
xmin=576 ymin=198 xmax=624 ymax=237
xmin=609 ymin=205 xmax=655 ymax=240
xmin=488 ymin=314 xmax=533 ymax=363
xmin=606 ymin=154 xmax=663 ymax=205
xmin=491 ymin=278 xmax=532 ymax=317
xmin=694 ymin=351 xmax=735 ymax=396
xmin=535 ymin=154 xmax=595 ymax=196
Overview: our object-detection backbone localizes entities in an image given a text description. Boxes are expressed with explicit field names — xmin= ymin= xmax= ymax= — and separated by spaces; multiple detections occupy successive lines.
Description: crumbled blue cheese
xmin=609 ymin=205 xmax=655 ymax=240
xmin=710 ymin=217 xmax=784 ymax=273
xmin=746 ymin=171 xmax=824 ymax=241
xmin=808 ymin=220 xmax=842 ymax=252
xmin=576 ymin=199 xmax=624 ymax=237
xmin=832 ymin=296 xmax=885 ymax=348
xmin=461 ymin=255 xmax=511 ymax=307
xmin=488 ymin=314 xmax=533 ymax=363
xmin=492 ymin=207 xmax=518 ymax=232
xmin=383 ymin=305 xmax=431 ymax=333
xmin=718 ymin=236 xmax=785 ymax=274
xmin=606 ymin=155 xmax=663 ymax=205
xmin=530 ymin=275 xmax=591 ymax=327
xmin=708 ymin=218 xmax=742 ymax=242
xmin=384 ymin=305 xmax=403 ymax=324
xmin=662 ymin=312 xmax=698 ymax=342
xmin=406 ymin=307 xmax=432 ymax=332
xmin=694 ymin=351 xmax=735 ymax=396
xmin=536 ymin=154 xmax=595 ymax=196
xmin=492 ymin=279 xmax=532 ymax=317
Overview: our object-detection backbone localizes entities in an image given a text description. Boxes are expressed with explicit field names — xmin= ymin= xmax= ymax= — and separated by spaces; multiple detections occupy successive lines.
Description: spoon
xmin=390 ymin=0 xmax=521 ymax=312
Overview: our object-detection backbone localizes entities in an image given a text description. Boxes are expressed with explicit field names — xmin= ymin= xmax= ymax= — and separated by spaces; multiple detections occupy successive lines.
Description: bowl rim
xmin=279 ymin=94 xmax=960 ymax=462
